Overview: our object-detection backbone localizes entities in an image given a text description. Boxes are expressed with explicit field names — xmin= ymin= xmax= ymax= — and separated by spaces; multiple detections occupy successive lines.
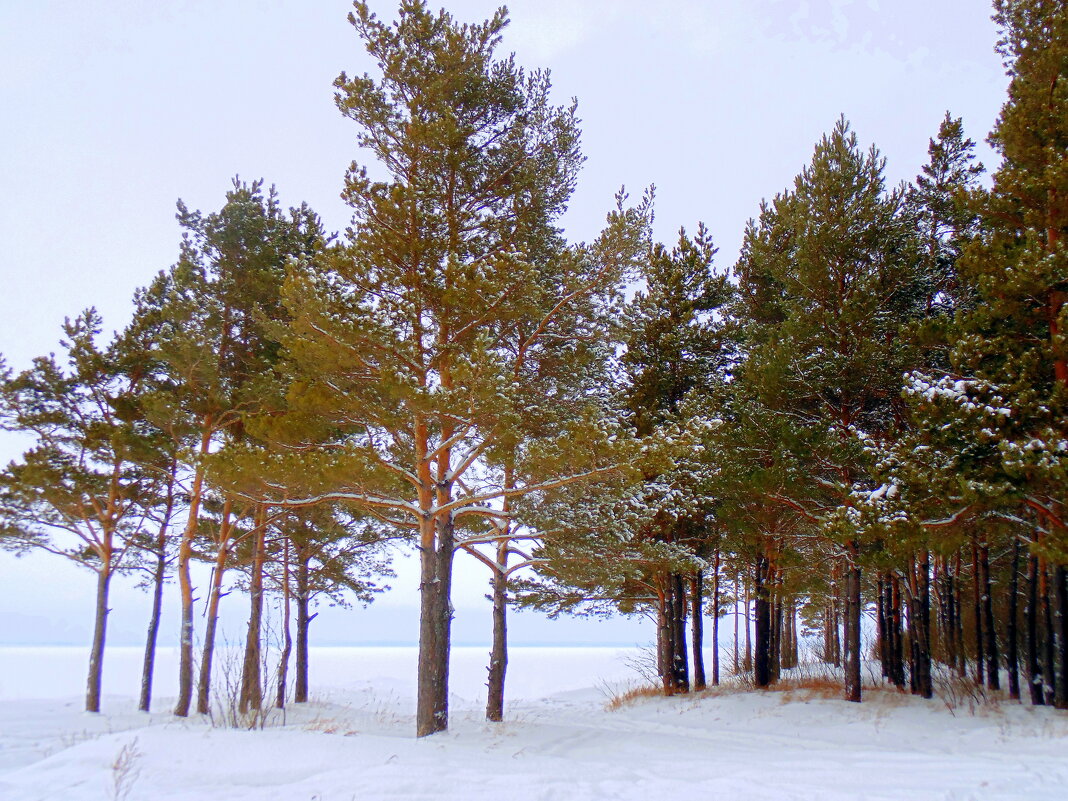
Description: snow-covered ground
xmin=1 ymin=646 xmax=1066 ymax=800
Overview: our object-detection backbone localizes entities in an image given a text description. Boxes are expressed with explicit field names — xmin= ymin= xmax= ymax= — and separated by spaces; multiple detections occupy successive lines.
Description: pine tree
xmin=512 ymin=227 xmax=730 ymax=695
xmin=909 ymin=113 xmax=985 ymax=322
xmin=729 ymin=117 xmax=921 ymax=701
xmin=219 ymin=2 xmax=648 ymax=736
xmin=0 ymin=311 xmax=163 ymax=712
xmin=270 ymin=506 xmax=394 ymax=706
xmin=139 ymin=178 xmax=325 ymax=717
xmin=618 ymin=225 xmax=729 ymax=693
xmin=897 ymin=0 xmax=1068 ymax=706
xmin=111 ymin=288 xmax=186 ymax=713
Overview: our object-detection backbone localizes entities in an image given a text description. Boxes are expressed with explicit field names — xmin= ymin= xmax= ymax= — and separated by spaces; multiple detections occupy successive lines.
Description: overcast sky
xmin=0 ymin=0 xmax=1008 ymax=647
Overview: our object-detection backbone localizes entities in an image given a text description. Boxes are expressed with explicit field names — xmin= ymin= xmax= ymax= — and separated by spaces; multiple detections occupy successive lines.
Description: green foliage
xmin=0 ymin=311 xmax=160 ymax=570
xmin=890 ymin=0 xmax=1068 ymax=560
xmin=224 ymin=1 xmax=650 ymax=546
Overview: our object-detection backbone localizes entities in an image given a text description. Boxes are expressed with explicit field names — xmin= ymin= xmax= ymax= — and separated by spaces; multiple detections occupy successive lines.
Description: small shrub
xmin=108 ymin=738 xmax=142 ymax=801
xmin=933 ymin=669 xmax=998 ymax=716
xmin=621 ymin=644 xmax=661 ymax=686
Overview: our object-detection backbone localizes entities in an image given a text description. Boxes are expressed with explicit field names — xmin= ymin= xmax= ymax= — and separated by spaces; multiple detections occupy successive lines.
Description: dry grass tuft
xmin=303 ymin=715 xmax=359 ymax=736
xmin=603 ymin=683 xmax=664 ymax=711
xmin=771 ymin=675 xmax=844 ymax=701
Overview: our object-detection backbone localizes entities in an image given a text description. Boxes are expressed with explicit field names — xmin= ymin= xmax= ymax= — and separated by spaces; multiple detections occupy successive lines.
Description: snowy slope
xmin=1 ymin=646 xmax=1065 ymax=801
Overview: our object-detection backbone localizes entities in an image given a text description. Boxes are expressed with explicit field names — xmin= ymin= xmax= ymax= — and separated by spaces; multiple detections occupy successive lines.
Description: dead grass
xmin=603 ymin=683 xmax=664 ymax=711
xmin=769 ymin=675 xmax=845 ymax=701
xmin=302 ymin=715 xmax=360 ymax=736
xmin=771 ymin=677 xmax=912 ymax=707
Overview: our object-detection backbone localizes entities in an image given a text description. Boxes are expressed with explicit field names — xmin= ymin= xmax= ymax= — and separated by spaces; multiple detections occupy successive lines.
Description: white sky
xmin=0 ymin=0 xmax=1007 ymax=647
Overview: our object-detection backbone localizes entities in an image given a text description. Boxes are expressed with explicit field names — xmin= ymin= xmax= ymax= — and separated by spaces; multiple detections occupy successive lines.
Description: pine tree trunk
xmin=972 ymin=541 xmax=985 ymax=685
xmin=174 ymin=422 xmax=212 ymax=718
xmin=733 ymin=573 xmax=740 ymax=675
xmin=877 ymin=576 xmax=889 ymax=679
xmin=416 ymin=512 xmax=455 ymax=736
xmin=487 ymin=466 xmax=513 ymax=721
xmin=744 ymin=574 xmax=753 ymax=673
xmin=890 ymin=574 xmax=905 ymax=689
xmin=712 ymin=552 xmax=721 ymax=684
xmin=954 ymin=551 xmax=966 ymax=675
xmin=1007 ymin=537 xmax=1021 ymax=701
xmin=907 ymin=565 xmax=919 ymax=695
xmin=916 ymin=551 xmax=933 ymax=699
xmin=754 ymin=555 xmax=771 ymax=688
xmin=934 ymin=556 xmax=947 ymax=665
xmin=844 ymin=545 xmax=862 ymax=703
xmin=782 ymin=599 xmax=793 ymax=670
xmin=276 ymin=540 xmax=292 ymax=710
xmin=770 ymin=591 xmax=782 ymax=683
xmin=1042 ymin=562 xmax=1056 ymax=706
xmin=656 ymin=583 xmax=669 ymax=687
xmin=789 ymin=598 xmax=799 ymax=668
xmin=1027 ymin=553 xmax=1045 ymax=705
xmin=294 ymin=551 xmax=312 ymax=704
xmin=690 ymin=571 xmax=706 ymax=691
xmin=138 ymin=546 xmax=167 ymax=713
xmin=671 ymin=572 xmax=689 ymax=692
xmin=486 ymin=550 xmax=508 ymax=721
xmin=980 ymin=541 xmax=1000 ymax=691
xmin=86 ymin=561 xmax=112 ymax=713
xmin=196 ymin=540 xmax=230 ymax=715
xmin=1055 ymin=565 xmax=1068 ymax=709
xmin=239 ymin=505 xmax=268 ymax=716
xmin=944 ymin=552 xmax=957 ymax=670
xmin=832 ymin=561 xmax=842 ymax=668
xmin=824 ymin=601 xmax=835 ymax=664
xmin=139 ymin=468 xmax=175 ymax=714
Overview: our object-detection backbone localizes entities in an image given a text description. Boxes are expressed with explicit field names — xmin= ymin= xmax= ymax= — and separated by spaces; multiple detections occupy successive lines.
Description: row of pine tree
xmin=2 ymin=0 xmax=1067 ymax=736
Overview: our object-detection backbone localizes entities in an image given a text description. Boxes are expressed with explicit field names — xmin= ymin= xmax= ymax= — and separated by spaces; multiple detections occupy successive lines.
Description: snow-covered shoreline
xmin=2 ymin=646 xmax=1066 ymax=800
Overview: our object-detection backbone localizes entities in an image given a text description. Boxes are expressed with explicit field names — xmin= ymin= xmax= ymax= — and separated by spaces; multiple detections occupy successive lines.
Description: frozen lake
xmin=2 ymin=646 xmax=1067 ymax=800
